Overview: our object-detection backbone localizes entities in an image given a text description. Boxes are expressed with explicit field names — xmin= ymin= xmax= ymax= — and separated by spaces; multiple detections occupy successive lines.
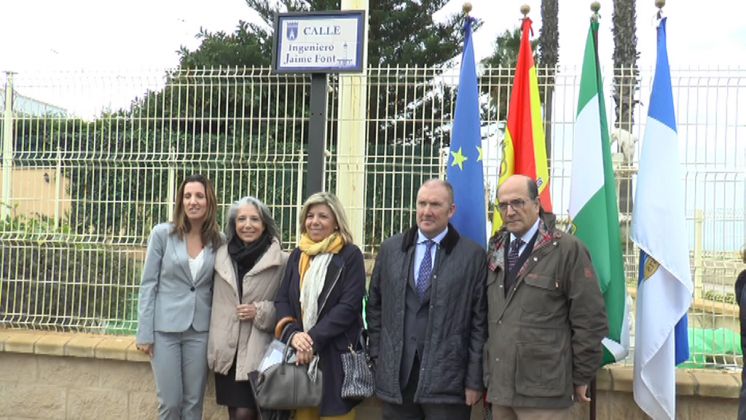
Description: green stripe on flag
xmin=569 ymin=20 xmax=629 ymax=365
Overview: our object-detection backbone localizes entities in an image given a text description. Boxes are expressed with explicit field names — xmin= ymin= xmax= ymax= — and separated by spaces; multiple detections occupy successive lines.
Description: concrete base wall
xmin=0 ymin=329 xmax=740 ymax=419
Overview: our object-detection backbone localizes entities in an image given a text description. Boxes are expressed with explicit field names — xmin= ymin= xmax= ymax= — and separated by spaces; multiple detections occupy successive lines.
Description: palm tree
xmin=612 ymin=0 xmax=639 ymax=214
xmin=538 ymin=0 xmax=559 ymax=159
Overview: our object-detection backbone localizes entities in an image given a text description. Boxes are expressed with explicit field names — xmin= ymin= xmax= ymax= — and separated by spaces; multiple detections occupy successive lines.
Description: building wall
xmin=0 ymin=168 xmax=70 ymax=219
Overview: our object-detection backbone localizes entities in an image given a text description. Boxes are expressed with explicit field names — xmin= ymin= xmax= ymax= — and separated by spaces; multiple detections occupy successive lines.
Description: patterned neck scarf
xmin=297 ymin=232 xmax=345 ymax=330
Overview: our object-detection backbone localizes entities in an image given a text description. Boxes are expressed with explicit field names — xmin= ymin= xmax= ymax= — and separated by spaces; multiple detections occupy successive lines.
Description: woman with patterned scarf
xmin=207 ymin=196 xmax=289 ymax=420
xmin=275 ymin=192 xmax=366 ymax=420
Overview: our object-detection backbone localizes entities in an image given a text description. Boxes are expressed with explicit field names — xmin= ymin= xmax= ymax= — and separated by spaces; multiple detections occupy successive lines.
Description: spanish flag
xmin=493 ymin=17 xmax=552 ymax=232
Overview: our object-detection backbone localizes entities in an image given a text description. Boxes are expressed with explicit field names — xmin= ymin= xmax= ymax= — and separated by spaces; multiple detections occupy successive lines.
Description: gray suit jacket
xmin=136 ymin=223 xmax=217 ymax=344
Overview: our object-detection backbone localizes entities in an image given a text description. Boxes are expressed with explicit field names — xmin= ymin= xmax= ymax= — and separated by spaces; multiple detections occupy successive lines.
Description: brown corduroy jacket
xmin=484 ymin=214 xmax=608 ymax=409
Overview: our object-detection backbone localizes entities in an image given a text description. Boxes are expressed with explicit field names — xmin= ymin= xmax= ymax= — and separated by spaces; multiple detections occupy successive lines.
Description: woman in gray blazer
xmin=136 ymin=174 xmax=223 ymax=420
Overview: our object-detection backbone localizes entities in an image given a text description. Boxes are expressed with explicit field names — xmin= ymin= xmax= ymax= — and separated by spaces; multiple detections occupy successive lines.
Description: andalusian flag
xmin=493 ymin=16 xmax=552 ymax=232
xmin=568 ymin=19 xmax=629 ymax=365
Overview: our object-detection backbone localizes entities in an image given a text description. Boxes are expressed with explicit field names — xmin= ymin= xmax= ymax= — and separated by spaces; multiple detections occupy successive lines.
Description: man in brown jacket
xmin=484 ymin=175 xmax=608 ymax=420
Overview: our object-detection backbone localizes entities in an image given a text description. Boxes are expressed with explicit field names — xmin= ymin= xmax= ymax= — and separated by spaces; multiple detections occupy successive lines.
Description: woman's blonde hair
xmin=171 ymin=174 xmax=222 ymax=248
xmin=299 ymin=192 xmax=354 ymax=244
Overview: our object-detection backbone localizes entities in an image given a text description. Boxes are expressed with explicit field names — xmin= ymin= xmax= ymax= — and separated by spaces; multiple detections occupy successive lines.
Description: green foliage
xmin=168 ymin=0 xmax=468 ymax=147
xmin=10 ymin=1 xmax=502 ymax=251
xmin=13 ymin=116 xmax=303 ymax=242
xmin=364 ymin=142 xmax=442 ymax=250
xmin=179 ymin=0 xmax=466 ymax=69
xmin=0 ymin=215 xmax=141 ymax=334
xmin=367 ymin=0 xmax=465 ymax=67
xmin=178 ymin=22 xmax=272 ymax=68
xmin=482 ymin=27 xmax=535 ymax=70
xmin=0 ymin=212 xmax=72 ymax=237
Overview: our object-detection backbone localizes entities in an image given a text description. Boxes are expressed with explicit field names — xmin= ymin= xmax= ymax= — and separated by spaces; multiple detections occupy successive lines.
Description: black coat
xmin=367 ymin=224 xmax=487 ymax=405
xmin=736 ymin=269 xmax=746 ymax=356
xmin=275 ymin=243 xmax=366 ymax=416
xmin=735 ymin=269 xmax=746 ymax=420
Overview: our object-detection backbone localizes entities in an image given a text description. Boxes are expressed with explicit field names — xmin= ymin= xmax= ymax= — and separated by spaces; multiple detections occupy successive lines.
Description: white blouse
xmin=188 ymin=248 xmax=205 ymax=282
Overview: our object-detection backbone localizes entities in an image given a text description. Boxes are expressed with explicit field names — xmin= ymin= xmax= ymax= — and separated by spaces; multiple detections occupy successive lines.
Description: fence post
xmin=336 ymin=0 xmax=369 ymax=248
xmin=694 ymin=209 xmax=704 ymax=299
xmin=2 ymin=72 xmax=14 ymax=220
xmin=295 ymin=157 xmax=304 ymax=242
xmin=54 ymin=147 xmax=62 ymax=228
xmin=167 ymin=146 xmax=176 ymax=221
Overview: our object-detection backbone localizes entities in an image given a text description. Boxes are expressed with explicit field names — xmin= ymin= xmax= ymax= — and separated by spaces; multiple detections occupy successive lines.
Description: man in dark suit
xmin=367 ymin=179 xmax=487 ymax=420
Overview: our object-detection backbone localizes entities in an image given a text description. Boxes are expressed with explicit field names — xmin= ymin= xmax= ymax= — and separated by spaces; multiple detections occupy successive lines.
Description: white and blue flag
xmin=631 ymin=17 xmax=693 ymax=420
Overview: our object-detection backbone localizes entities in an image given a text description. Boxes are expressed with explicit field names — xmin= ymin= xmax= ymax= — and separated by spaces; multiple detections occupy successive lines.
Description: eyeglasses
xmin=497 ymin=199 xmax=527 ymax=212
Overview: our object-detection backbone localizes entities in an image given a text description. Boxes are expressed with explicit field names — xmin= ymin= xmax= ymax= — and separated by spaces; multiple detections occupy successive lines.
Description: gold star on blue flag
xmin=450 ymin=147 xmax=468 ymax=170
xmin=445 ymin=16 xmax=486 ymax=247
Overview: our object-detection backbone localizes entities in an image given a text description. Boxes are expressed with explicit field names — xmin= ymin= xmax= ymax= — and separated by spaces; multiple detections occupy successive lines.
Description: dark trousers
xmin=382 ymin=355 xmax=471 ymax=420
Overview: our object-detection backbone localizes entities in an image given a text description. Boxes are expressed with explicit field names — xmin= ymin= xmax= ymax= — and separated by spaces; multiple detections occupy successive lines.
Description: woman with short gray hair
xmin=207 ymin=196 xmax=288 ymax=420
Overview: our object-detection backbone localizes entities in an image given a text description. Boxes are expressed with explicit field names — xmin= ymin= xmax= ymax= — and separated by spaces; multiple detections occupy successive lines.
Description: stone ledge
xmin=95 ymin=336 xmax=135 ymax=360
xmin=66 ymin=334 xmax=105 ymax=358
xmin=3 ymin=329 xmax=42 ymax=354
xmin=599 ymin=364 xmax=741 ymax=398
xmin=1 ymin=328 xmax=742 ymax=399
xmin=692 ymin=369 xmax=741 ymax=398
xmin=0 ymin=328 xmax=145 ymax=363
xmin=35 ymin=333 xmax=72 ymax=356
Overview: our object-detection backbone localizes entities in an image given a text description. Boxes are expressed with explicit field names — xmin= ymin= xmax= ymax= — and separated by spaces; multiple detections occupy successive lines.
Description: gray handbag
xmin=340 ymin=329 xmax=375 ymax=400
xmin=251 ymin=332 xmax=323 ymax=410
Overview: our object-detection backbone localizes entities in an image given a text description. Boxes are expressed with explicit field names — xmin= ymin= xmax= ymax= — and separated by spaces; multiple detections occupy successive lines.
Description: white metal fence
xmin=0 ymin=66 xmax=743 ymax=368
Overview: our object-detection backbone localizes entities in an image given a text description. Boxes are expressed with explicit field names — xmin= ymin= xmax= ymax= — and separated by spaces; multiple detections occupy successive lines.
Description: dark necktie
xmin=507 ymin=238 xmax=524 ymax=273
xmin=505 ymin=238 xmax=524 ymax=296
xmin=416 ymin=240 xmax=435 ymax=300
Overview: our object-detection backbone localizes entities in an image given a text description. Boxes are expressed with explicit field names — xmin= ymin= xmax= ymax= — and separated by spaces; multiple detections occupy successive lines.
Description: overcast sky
xmin=1 ymin=0 xmax=745 ymax=114
xmin=2 ymin=0 xmax=745 ymax=73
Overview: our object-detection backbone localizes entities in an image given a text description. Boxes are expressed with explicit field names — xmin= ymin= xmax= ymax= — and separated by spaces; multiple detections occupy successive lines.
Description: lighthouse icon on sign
xmin=287 ymin=22 xmax=299 ymax=41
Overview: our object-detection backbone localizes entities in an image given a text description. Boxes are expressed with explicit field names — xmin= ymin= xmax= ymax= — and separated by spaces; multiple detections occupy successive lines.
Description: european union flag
xmin=446 ymin=16 xmax=486 ymax=247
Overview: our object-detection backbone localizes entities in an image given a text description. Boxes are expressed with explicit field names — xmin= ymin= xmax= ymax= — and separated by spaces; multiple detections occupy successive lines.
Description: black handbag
xmin=250 ymin=332 xmax=323 ymax=410
xmin=340 ymin=329 xmax=375 ymax=400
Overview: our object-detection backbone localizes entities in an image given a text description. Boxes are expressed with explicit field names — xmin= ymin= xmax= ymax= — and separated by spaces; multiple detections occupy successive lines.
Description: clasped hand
xmin=290 ymin=332 xmax=314 ymax=365
xmin=236 ymin=303 xmax=256 ymax=321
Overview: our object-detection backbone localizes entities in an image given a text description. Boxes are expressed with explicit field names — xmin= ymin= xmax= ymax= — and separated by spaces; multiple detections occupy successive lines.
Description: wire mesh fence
xmin=0 ymin=66 xmax=743 ymax=368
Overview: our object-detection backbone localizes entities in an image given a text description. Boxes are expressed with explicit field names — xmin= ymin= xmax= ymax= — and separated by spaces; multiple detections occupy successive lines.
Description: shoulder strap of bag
xmin=343 ymin=313 xmax=369 ymax=352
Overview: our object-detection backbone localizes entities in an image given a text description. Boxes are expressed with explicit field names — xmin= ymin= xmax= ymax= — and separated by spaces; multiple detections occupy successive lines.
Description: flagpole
xmin=656 ymin=0 xmax=666 ymax=20
xmin=587 ymin=5 xmax=599 ymax=419
xmin=445 ymin=0 xmax=487 ymax=247
xmin=590 ymin=378 xmax=597 ymax=420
